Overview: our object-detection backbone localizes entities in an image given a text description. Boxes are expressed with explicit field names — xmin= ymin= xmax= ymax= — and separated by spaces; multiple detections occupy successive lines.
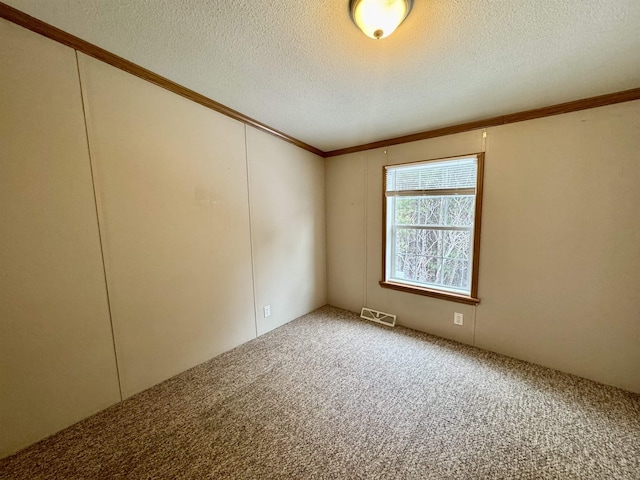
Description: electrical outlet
xmin=263 ymin=305 xmax=271 ymax=318
xmin=454 ymin=312 xmax=463 ymax=326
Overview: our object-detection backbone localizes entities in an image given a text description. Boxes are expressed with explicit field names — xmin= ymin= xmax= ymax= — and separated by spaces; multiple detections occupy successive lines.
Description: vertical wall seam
xmin=324 ymin=159 xmax=329 ymax=305
xmin=74 ymin=51 xmax=123 ymax=401
xmin=472 ymin=306 xmax=477 ymax=346
xmin=363 ymin=153 xmax=368 ymax=307
xmin=244 ymin=125 xmax=259 ymax=339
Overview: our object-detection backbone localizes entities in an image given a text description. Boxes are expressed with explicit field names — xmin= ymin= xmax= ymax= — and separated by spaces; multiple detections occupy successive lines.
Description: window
xmin=381 ymin=153 xmax=484 ymax=304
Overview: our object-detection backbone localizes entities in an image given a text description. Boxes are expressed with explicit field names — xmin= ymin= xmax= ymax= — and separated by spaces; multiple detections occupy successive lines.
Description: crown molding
xmin=324 ymin=87 xmax=640 ymax=157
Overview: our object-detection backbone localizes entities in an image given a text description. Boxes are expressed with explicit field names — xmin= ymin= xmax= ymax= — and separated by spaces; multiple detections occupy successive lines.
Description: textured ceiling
xmin=4 ymin=0 xmax=640 ymax=152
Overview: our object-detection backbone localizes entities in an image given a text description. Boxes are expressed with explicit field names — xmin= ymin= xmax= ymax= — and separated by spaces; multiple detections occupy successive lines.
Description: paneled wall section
xmin=1 ymin=20 xmax=326 ymax=457
xmin=247 ymin=127 xmax=327 ymax=336
xmin=0 ymin=21 xmax=121 ymax=457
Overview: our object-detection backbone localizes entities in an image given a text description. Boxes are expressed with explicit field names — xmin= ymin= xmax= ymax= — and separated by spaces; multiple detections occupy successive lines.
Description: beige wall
xmin=326 ymin=152 xmax=367 ymax=313
xmin=1 ymin=20 xmax=326 ymax=457
xmin=477 ymin=102 xmax=640 ymax=393
xmin=247 ymin=127 xmax=327 ymax=336
xmin=326 ymin=101 xmax=640 ymax=393
xmin=0 ymin=21 xmax=121 ymax=457
xmin=77 ymin=54 xmax=258 ymax=398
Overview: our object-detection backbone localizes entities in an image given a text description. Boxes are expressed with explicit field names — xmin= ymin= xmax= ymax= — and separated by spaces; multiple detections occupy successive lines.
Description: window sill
xmin=379 ymin=281 xmax=480 ymax=305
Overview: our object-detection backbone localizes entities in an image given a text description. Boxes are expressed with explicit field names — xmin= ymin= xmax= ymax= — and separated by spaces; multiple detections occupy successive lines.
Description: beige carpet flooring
xmin=1 ymin=306 xmax=639 ymax=479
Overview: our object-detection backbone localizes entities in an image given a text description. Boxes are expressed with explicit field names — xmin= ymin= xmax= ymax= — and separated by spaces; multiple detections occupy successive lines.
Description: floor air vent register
xmin=360 ymin=307 xmax=397 ymax=327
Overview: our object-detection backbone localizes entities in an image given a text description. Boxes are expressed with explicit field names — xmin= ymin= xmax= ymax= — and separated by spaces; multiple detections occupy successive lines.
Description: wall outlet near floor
xmin=454 ymin=312 xmax=463 ymax=326
xmin=263 ymin=305 xmax=271 ymax=318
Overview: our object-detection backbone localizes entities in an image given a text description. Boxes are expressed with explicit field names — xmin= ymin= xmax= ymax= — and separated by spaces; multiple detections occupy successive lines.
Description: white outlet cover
xmin=263 ymin=305 xmax=271 ymax=318
xmin=454 ymin=312 xmax=463 ymax=325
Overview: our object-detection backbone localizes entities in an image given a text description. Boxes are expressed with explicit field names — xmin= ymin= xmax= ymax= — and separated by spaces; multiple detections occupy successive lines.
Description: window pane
xmin=395 ymin=254 xmax=441 ymax=284
xmin=393 ymin=228 xmax=445 ymax=285
xmin=443 ymin=230 xmax=471 ymax=261
xmin=394 ymin=228 xmax=416 ymax=254
xmin=445 ymin=196 xmax=474 ymax=226
xmin=421 ymin=256 xmax=442 ymax=284
xmin=441 ymin=258 xmax=470 ymax=289
xmin=394 ymin=253 xmax=418 ymax=281
xmin=419 ymin=197 xmax=444 ymax=225
xmin=394 ymin=198 xmax=418 ymax=225
xmin=420 ymin=229 xmax=442 ymax=257
xmin=394 ymin=253 xmax=409 ymax=279
xmin=395 ymin=229 xmax=442 ymax=257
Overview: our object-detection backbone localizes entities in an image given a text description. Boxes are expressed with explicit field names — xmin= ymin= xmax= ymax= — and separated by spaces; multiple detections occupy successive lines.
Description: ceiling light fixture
xmin=349 ymin=0 xmax=414 ymax=40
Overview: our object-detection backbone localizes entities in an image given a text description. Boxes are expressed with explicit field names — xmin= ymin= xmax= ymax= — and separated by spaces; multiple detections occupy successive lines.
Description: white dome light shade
xmin=350 ymin=0 xmax=413 ymax=40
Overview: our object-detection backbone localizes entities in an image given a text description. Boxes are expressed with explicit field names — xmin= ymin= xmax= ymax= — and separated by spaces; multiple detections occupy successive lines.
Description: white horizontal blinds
xmin=386 ymin=156 xmax=477 ymax=196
